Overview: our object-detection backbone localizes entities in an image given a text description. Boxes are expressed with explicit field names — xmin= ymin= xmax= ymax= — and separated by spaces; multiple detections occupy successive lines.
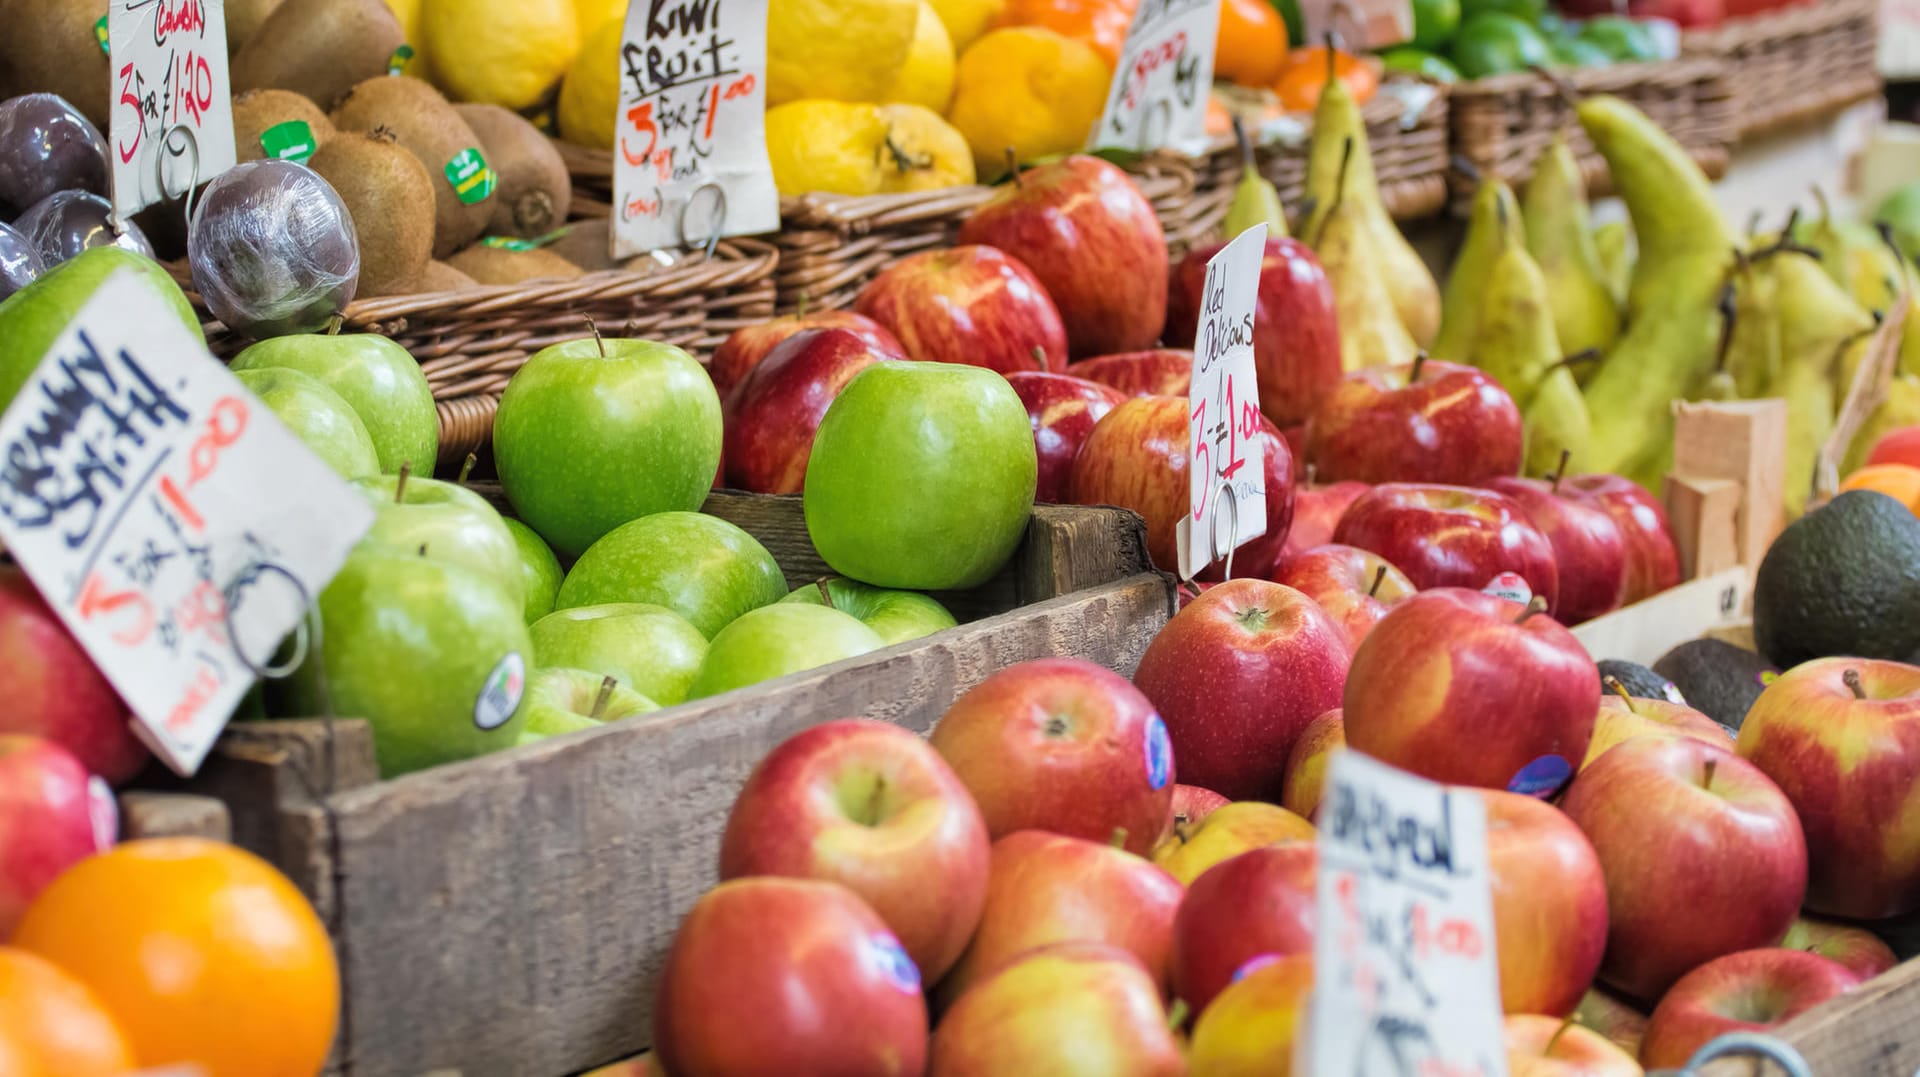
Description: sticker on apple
xmin=1482 ymin=573 xmax=1532 ymax=606
xmin=1661 ymin=681 xmax=1687 ymax=706
xmin=1506 ymin=754 xmax=1573 ymax=799
xmin=474 ymin=652 xmax=526 ymax=731
xmin=868 ymin=932 xmax=921 ymax=994
xmin=1144 ymin=713 xmax=1172 ymax=791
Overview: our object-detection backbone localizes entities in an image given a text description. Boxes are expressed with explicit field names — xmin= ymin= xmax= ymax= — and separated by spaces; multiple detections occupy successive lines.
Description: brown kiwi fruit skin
xmin=444 ymin=246 xmax=585 ymax=286
xmin=450 ymin=103 xmax=572 ymax=240
xmin=225 ymin=0 xmax=285 ymax=55
xmin=0 ymin=0 xmax=111 ymax=129
xmin=311 ymin=129 xmax=434 ymax=297
xmin=331 ymin=76 xmax=493 ymax=259
xmin=232 ymin=89 xmax=334 ymax=163
xmin=417 ymin=259 xmax=480 ymax=293
xmin=233 ymin=0 xmax=404 ymax=112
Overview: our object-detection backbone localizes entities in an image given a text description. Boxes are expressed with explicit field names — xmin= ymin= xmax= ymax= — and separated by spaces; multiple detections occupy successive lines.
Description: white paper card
xmin=1309 ymin=750 xmax=1509 ymax=1077
xmin=0 ymin=271 xmax=374 ymax=775
xmin=1290 ymin=0 xmax=1415 ymax=55
xmin=611 ymin=0 xmax=781 ymax=258
xmin=1177 ymin=222 xmax=1268 ymax=580
xmin=1092 ymin=0 xmax=1222 ymax=155
xmin=107 ymin=0 xmax=237 ymax=220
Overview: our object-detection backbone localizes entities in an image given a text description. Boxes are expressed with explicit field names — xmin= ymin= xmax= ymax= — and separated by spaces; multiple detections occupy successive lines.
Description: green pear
xmin=1524 ymin=133 xmax=1620 ymax=362
xmin=1434 ymin=178 xmax=1524 ymax=363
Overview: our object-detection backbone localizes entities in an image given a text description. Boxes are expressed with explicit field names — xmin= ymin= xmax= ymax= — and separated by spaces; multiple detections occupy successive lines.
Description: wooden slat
xmin=117 ymin=791 xmax=232 ymax=842
xmin=1662 ymin=475 xmax=1743 ymax=581
xmin=1670 ymin=399 xmax=1788 ymax=572
xmin=1697 ymin=959 xmax=1920 ymax=1077
xmin=1571 ymin=567 xmax=1751 ymax=666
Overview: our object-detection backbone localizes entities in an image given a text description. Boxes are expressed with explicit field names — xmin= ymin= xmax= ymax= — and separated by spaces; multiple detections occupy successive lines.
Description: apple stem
xmin=1409 ymin=350 xmax=1428 ymax=383
xmin=1167 ymin=998 xmax=1191 ymax=1031
xmin=1305 ymin=462 xmax=1318 ymax=486
xmin=417 ymin=543 xmax=428 ymax=557
xmin=591 ymin=675 xmax=616 ymax=721
xmin=326 ymin=315 xmax=343 ymax=337
xmin=814 ymin=578 xmax=837 ymax=610
xmin=1549 ymin=449 xmax=1570 ymax=493
xmin=1545 ymin=1015 xmax=1577 ymax=1055
xmin=1368 ymin=564 xmax=1388 ymax=598
xmin=1845 ymin=669 xmax=1867 ymax=699
xmin=584 ymin=314 xmax=605 ymax=357
xmin=1005 ymin=147 xmax=1023 ymax=188
xmin=1702 ymin=757 xmax=1717 ymax=791
xmin=456 ymin=452 xmax=478 ymax=487
xmin=393 ymin=461 xmax=412 ymax=504
xmin=1603 ymin=675 xmax=1637 ymax=714
xmin=1514 ymin=595 xmax=1548 ymax=624
xmin=1110 ymin=827 xmax=1129 ymax=850
xmin=1031 ymin=345 xmax=1048 ymax=367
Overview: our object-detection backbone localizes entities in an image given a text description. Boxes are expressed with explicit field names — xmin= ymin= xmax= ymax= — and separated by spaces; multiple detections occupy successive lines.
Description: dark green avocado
xmin=1752 ymin=491 xmax=1920 ymax=668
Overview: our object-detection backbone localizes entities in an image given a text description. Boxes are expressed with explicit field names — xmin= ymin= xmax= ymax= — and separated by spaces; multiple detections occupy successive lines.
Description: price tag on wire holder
xmin=1176 ymin=222 xmax=1268 ymax=581
xmin=1091 ymin=0 xmax=1222 ymax=156
xmin=107 ymin=0 xmax=237 ymax=221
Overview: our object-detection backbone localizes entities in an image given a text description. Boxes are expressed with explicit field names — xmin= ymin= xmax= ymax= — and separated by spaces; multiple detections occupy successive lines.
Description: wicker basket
xmin=1448 ymin=59 xmax=1737 ymax=216
xmin=1683 ymin=0 xmax=1881 ymax=140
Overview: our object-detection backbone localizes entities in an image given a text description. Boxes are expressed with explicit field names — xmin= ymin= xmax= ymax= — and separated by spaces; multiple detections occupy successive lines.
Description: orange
xmin=992 ymin=0 xmax=1136 ymax=70
xmin=12 ymin=838 xmax=339 ymax=1077
xmin=1839 ymin=463 xmax=1920 ymax=512
xmin=1216 ymin=0 xmax=1288 ymax=86
xmin=1273 ymin=46 xmax=1380 ymax=112
xmin=0 ymin=948 xmax=134 ymax=1077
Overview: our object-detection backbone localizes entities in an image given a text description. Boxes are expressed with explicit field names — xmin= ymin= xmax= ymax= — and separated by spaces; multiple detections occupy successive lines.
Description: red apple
xmin=0 ymin=568 xmax=145 ymax=783
xmin=1559 ymin=737 xmax=1807 ymax=1003
xmin=1066 ymin=349 xmax=1194 ymax=398
xmin=1334 ymin=484 xmax=1561 ymax=615
xmin=1131 ymin=580 xmax=1350 ymax=802
xmin=1583 ymin=692 xmax=1733 ymax=769
xmin=1736 ymin=658 xmax=1920 ymax=919
xmin=1486 ymin=475 xmax=1629 ymax=625
xmin=936 ymin=830 xmax=1184 ymax=1006
xmin=722 ymin=327 xmax=897 ymax=494
xmin=1503 ymin=1014 xmax=1641 ymax=1077
xmin=1278 ymin=474 xmax=1369 ymax=561
xmin=1154 ymin=783 xmax=1231 ymax=852
xmin=1640 ymin=949 xmax=1859 ymax=1069
xmin=1345 ymin=589 xmax=1597 ymax=795
xmin=929 ymin=658 xmax=1172 ymax=858
xmin=956 ymin=155 xmax=1169 ymax=359
xmin=1559 ymin=474 xmax=1681 ymax=605
xmin=1186 ymin=953 xmax=1315 ymax=1076
xmin=1151 ymin=801 xmax=1314 ymax=886
xmin=0 ymin=735 xmax=114 ymax=936
xmin=931 ymin=942 xmax=1184 ymax=1076
xmin=1273 ymin=543 xmax=1416 ymax=649
xmin=1164 ymin=237 xmax=1344 ymax=427
xmin=1575 ymin=988 xmax=1649 ymax=1060
xmin=1480 ymin=789 xmax=1610 ymax=1017
xmin=1005 ymin=371 xmax=1127 ymax=503
xmin=1171 ymin=843 xmax=1317 ymax=1016
xmin=1866 ymin=425 xmax=1920 ymax=470
xmin=1303 ymin=357 xmax=1524 ymax=486
xmin=1780 ymin=916 xmax=1898 ymax=981
xmin=652 ymin=876 xmax=929 ymax=1075
xmin=853 ymin=245 xmax=1066 ymax=374
xmin=1281 ymin=422 xmax=1306 ymax=463
xmin=708 ymin=309 xmax=905 ymax=399
xmin=718 ymin=718 xmax=990 ymax=982
xmin=1281 ymin=709 xmax=1343 ymax=820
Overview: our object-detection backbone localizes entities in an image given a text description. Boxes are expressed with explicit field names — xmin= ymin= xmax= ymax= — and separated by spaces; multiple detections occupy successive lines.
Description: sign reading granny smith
xmin=1177 ymin=222 xmax=1268 ymax=581
xmin=1093 ymin=0 xmax=1222 ymax=156
xmin=1310 ymin=751 xmax=1508 ymax=1077
xmin=0 ymin=270 xmax=372 ymax=775
xmin=107 ymin=0 xmax=238 ymax=219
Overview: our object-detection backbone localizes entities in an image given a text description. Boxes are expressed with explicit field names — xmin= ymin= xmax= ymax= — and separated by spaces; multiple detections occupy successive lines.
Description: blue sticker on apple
xmin=1144 ymin=714 xmax=1172 ymax=791
xmin=1231 ymin=953 xmax=1283 ymax=983
xmin=1507 ymin=754 xmax=1573 ymax=799
xmin=869 ymin=933 xmax=921 ymax=994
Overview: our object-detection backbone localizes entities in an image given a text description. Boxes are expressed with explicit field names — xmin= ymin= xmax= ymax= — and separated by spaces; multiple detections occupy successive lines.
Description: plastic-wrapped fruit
xmin=14 ymin=190 xmax=156 ymax=267
xmin=188 ymin=160 xmax=360 ymax=340
xmin=0 ymin=220 xmax=41 ymax=299
xmin=0 ymin=94 xmax=110 ymax=219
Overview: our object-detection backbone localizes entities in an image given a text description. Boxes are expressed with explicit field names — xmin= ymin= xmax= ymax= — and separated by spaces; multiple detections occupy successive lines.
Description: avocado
xmin=1651 ymin=639 xmax=1777 ymax=732
xmin=1752 ymin=490 xmax=1920 ymax=668
xmin=1596 ymin=659 xmax=1686 ymax=704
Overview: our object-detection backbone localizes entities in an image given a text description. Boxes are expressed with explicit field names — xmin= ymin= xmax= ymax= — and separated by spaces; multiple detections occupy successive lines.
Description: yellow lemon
xmin=884 ymin=2 xmax=957 ymax=114
xmin=558 ymin=15 xmax=623 ymax=149
xmin=766 ymin=101 xmax=894 ymax=197
xmin=424 ymin=0 xmax=580 ymax=110
xmin=383 ymin=0 xmax=430 ymax=76
xmin=928 ymin=0 xmax=1007 ymax=49
xmin=948 ymin=27 xmax=1109 ymax=181
xmin=769 ymin=0 xmax=919 ymax=105
xmin=573 ymin=0 xmax=627 ymax=36
xmin=877 ymin=104 xmax=975 ymax=192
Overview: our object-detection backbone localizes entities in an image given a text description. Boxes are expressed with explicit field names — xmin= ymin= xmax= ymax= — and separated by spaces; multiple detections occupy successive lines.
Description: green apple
xmin=493 ymin=337 xmax=723 ymax=557
xmin=803 ymin=361 xmax=1036 ymax=590
xmin=518 ymin=667 xmax=660 ymax=743
xmin=687 ymin=603 xmax=885 ymax=699
xmin=503 ymin=517 xmax=563 ymax=624
xmin=528 ymin=602 xmax=707 ymax=706
xmin=235 ymin=366 xmax=382 ymax=480
xmin=556 ymin=511 xmax=787 ymax=638
xmin=0 ymin=246 xmax=204 ymax=411
xmin=778 ymin=577 xmax=957 ymax=645
xmin=283 ymin=548 xmax=531 ymax=775
xmin=230 ymin=332 xmax=439 ymax=475
xmin=353 ymin=474 xmax=525 ymax=605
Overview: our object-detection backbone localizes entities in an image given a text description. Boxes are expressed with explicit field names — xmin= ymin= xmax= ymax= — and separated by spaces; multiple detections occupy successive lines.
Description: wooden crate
xmin=1699 ymin=957 xmax=1920 ymax=1076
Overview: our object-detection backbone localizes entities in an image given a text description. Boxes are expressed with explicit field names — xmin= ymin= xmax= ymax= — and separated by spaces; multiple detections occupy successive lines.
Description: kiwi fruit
xmin=226 ymin=0 xmax=286 ymax=55
xmin=417 ymin=258 xmax=479 ymax=293
xmin=310 ymin=128 xmax=433 ymax=297
xmin=445 ymin=246 xmax=584 ymax=286
xmin=232 ymin=89 xmax=333 ymax=163
xmin=451 ymin=103 xmax=571 ymax=240
xmin=331 ymin=76 xmax=492 ymax=258
xmin=233 ymin=0 xmax=404 ymax=111
xmin=547 ymin=218 xmax=621 ymax=273
xmin=0 ymin=0 xmax=111 ymax=130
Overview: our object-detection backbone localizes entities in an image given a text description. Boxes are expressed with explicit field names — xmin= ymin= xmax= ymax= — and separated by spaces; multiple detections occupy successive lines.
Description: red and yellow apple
xmin=708 ymin=309 xmax=905 ymax=400
xmin=1303 ymin=358 xmax=1524 ymax=486
xmin=1281 ymin=709 xmax=1344 ymax=820
xmin=1273 ymin=543 xmax=1417 ymax=648
xmin=1503 ymin=1014 xmax=1641 ymax=1077
xmin=1639 ymin=949 xmax=1859 ymax=1069
xmin=1152 ymin=801 xmax=1315 ymax=885
xmin=1778 ymin=916 xmax=1898 ymax=981
xmin=1171 ymin=842 xmax=1317 ymax=1016
xmin=1581 ymin=693 xmax=1733 ymax=770
xmin=1065 ymin=349 xmax=1193 ymax=397
xmin=853 ymin=245 xmax=1066 ymax=374
xmin=1334 ymin=484 xmax=1561 ymax=614
xmin=722 ymin=327 xmax=893 ymax=494
xmin=1187 ymin=953 xmax=1315 ymax=1076
xmin=1481 ymin=789 xmax=1610 ymax=1017
xmin=1005 ymin=371 xmax=1126 ymax=503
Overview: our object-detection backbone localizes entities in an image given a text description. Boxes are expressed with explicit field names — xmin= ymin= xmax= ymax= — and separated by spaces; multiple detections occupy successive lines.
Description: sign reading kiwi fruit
xmin=1093 ymin=0 xmax=1222 ymax=156
xmin=106 ymin=0 xmax=238 ymax=220
xmin=610 ymin=0 xmax=780 ymax=258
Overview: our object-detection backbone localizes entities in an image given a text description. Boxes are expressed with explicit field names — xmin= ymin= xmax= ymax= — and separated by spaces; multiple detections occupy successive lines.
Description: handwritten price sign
xmin=1092 ymin=0 xmax=1221 ymax=155
xmin=1176 ymin=223 xmax=1268 ymax=580
xmin=107 ymin=0 xmax=237 ymax=220
xmin=0 ymin=271 xmax=373 ymax=775
xmin=611 ymin=0 xmax=780 ymax=258
xmin=1309 ymin=751 xmax=1509 ymax=1077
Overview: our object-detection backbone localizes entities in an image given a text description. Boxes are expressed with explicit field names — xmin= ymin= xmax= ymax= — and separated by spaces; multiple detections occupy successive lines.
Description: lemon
xmin=949 ymin=27 xmax=1109 ymax=181
xmin=559 ymin=15 xmax=623 ymax=149
xmin=573 ymin=0 xmax=627 ymax=36
xmin=884 ymin=2 xmax=957 ymax=114
xmin=766 ymin=101 xmax=893 ymax=197
xmin=769 ymin=0 xmax=919 ymax=105
xmin=927 ymin=0 xmax=1006 ymax=49
xmin=383 ymin=0 xmax=430 ymax=76
xmin=424 ymin=0 xmax=580 ymax=110
xmin=877 ymin=104 xmax=975 ymax=192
